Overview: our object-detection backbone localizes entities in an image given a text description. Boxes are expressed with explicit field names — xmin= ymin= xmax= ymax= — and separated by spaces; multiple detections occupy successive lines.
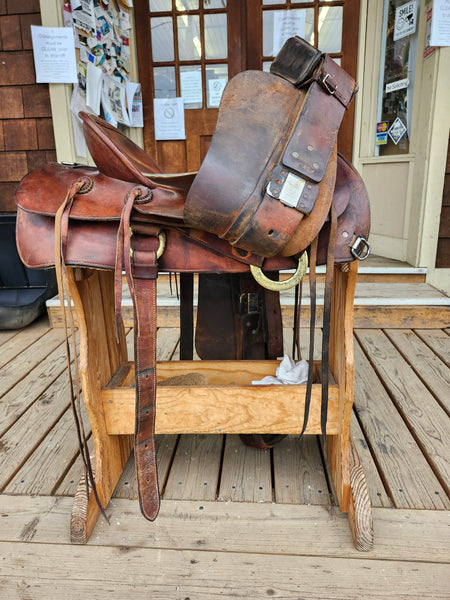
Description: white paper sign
xmin=208 ymin=78 xmax=226 ymax=108
xmin=71 ymin=0 xmax=96 ymax=33
xmin=180 ymin=71 xmax=202 ymax=105
xmin=86 ymin=62 xmax=102 ymax=114
xmin=273 ymin=10 xmax=306 ymax=56
xmin=430 ymin=0 xmax=450 ymax=46
xmin=154 ymin=97 xmax=185 ymax=140
xmin=101 ymin=74 xmax=130 ymax=126
xmin=386 ymin=77 xmax=409 ymax=94
xmin=126 ymin=82 xmax=144 ymax=127
xmin=31 ymin=26 xmax=77 ymax=83
xmin=393 ymin=1 xmax=417 ymax=42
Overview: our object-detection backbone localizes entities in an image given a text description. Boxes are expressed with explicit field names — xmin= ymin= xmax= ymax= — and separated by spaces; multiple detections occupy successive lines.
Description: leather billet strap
xmin=116 ymin=188 xmax=161 ymax=521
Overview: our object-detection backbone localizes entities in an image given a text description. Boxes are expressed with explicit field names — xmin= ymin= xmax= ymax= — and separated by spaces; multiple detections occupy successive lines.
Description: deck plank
xmin=273 ymin=435 xmax=331 ymax=505
xmin=0 ymin=333 xmax=75 ymax=436
xmin=0 ymin=373 xmax=73 ymax=491
xmin=113 ymin=435 xmax=179 ymax=499
xmin=355 ymin=329 xmax=450 ymax=498
xmin=0 ymin=328 xmax=21 ymax=347
xmin=163 ymin=434 xmax=224 ymax=501
xmin=0 ymin=496 xmax=448 ymax=563
xmin=414 ymin=328 xmax=450 ymax=367
xmin=350 ymin=413 xmax=393 ymax=508
xmin=218 ymin=434 xmax=272 ymax=502
xmin=385 ymin=329 xmax=450 ymax=413
xmin=54 ymin=436 xmax=94 ymax=497
xmin=0 ymin=326 xmax=65 ymax=398
xmin=4 ymin=405 xmax=90 ymax=496
xmin=352 ymin=336 xmax=449 ymax=509
xmin=1 ymin=540 xmax=448 ymax=600
xmin=1 ymin=539 xmax=447 ymax=600
xmin=0 ymin=316 xmax=50 ymax=370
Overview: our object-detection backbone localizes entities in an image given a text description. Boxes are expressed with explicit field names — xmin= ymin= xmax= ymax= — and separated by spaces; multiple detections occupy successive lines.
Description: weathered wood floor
xmin=0 ymin=316 xmax=449 ymax=598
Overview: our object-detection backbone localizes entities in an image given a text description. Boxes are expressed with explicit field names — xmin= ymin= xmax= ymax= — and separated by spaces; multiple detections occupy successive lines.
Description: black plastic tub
xmin=0 ymin=214 xmax=57 ymax=329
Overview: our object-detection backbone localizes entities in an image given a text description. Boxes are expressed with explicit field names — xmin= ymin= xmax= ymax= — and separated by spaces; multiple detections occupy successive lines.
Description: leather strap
xmin=54 ymin=176 xmax=109 ymax=522
xmin=118 ymin=188 xmax=161 ymax=521
xmin=320 ymin=200 xmax=337 ymax=452
xmin=301 ymin=236 xmax=318 ymax=436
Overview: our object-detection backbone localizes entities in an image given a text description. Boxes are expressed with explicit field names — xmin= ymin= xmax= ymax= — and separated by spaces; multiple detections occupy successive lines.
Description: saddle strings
xmin=320 ymin=199 xmax=338 ymax=456
xmin=54 ymin=178 xmax=109 ymax=523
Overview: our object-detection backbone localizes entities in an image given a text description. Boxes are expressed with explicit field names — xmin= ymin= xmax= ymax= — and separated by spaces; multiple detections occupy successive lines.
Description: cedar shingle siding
xmin=0 ymin=0 xmax=55 ymax=213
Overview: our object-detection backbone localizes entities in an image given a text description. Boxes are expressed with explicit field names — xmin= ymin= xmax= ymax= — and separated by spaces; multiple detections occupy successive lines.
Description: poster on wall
xmin=430 ymin=0 xmax=450 ymax=46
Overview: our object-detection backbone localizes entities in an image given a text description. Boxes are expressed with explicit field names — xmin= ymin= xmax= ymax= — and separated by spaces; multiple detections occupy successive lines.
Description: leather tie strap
xmin=54 ymin=176 xmax=109 ymax=522
xmin=320 ymin=200 xmax=337 ymax=453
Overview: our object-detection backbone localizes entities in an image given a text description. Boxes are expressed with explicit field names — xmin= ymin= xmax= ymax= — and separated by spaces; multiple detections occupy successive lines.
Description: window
xmin=376 ymin=0 xmax=420 ymax=155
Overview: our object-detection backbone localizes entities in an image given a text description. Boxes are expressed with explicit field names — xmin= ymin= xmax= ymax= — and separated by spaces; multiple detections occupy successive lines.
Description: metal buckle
xmin=321 ymin=73 xmax=337 ymax=95
xmin=350 ymin=236 xmax=370 ymax=261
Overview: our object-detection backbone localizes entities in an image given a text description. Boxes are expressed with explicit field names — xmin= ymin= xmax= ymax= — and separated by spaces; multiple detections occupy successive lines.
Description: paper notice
xmin=101 ymin=74 xmax=130 ymax=126
xmin=153 ymin=97 xmax=185 ymax=140
xmin=430 ymin=0 xmax=450 ymax=46
xmin=86 ymin=62 xmax=102 ymax=114
xmin=126 ymin=82 xmax=144 ymax=127
xmin=180 ymin=70 xmax=202 ymax=106
xmin=272 ymin=10 xmax=306 ymax=56
xmin=208 ymin=78 xmax=226 ymax=108
xmin=31 ymin=26 xmax=78 ymax=83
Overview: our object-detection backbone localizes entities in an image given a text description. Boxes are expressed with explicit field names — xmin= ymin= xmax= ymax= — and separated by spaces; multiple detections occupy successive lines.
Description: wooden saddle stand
xmin=15 ymin=37 xmax=373 ymax=550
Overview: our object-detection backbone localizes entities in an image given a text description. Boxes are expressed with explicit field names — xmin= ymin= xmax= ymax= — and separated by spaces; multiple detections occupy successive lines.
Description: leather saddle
xmin=15 ymin=36 xmax=370 ymax=523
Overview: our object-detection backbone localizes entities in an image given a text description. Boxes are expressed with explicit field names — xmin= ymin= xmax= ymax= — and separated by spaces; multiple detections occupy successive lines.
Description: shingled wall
xmin=0 ymin=0 xmax=56 ymax=213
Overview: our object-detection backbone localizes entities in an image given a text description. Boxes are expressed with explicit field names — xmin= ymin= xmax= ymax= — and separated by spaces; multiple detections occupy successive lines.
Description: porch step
xmin=46 ymin=265 xmax=449 ymax=329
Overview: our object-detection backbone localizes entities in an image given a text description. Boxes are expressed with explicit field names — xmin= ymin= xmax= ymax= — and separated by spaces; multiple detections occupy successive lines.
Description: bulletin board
xmin=64 ymin=0 xmax=143 ymax=155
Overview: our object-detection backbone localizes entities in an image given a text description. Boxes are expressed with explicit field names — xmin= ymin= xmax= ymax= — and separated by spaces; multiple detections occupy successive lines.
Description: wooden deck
xmin=0 ymin=305 xmax=449 ymax=598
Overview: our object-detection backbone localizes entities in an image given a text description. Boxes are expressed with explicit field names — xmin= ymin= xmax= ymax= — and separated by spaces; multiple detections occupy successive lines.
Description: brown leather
xmin=183 ymin=50 xmax=357 ymax=257
xmin=15 ymin=36 xmax=370 ymax=526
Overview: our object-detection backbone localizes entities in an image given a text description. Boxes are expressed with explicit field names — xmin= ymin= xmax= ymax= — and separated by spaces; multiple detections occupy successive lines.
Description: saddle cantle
xmin=15 ymin=35 xmax=370 ymax=525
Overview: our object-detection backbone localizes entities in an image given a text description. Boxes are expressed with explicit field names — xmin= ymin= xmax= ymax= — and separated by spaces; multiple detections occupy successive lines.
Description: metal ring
xmin=156 ymin=231 xmax=166 ymax=259
xmin=350 ymin=236 xmax=370 ymax=261
xmin=250 ymin=252 xmax=308 ymax=291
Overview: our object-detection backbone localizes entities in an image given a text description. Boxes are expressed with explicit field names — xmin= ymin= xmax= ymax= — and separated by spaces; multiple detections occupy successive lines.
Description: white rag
xmin=252 ymin=354 xmax=309 ymax=385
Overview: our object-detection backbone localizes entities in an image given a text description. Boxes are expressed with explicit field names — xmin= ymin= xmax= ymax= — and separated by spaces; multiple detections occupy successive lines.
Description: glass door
xmin=134 ymin=0 xmax=243 ymax=172
xmin=134 ymin=0 xmax=360 ymax=170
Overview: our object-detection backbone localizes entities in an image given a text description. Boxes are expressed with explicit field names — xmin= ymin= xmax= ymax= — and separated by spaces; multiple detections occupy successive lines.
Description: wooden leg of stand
xmin=326 ymin=262 xmax=373 ymax=550
xmin=67 ymin=268 xmax=133 ymax=543
xmin=348 ymin=438 xmax=374 ymax=551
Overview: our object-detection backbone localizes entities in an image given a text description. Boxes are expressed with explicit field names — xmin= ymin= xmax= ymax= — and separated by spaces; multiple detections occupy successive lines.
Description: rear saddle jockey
xmin=15 ymin=36 xmax=370 ymax=523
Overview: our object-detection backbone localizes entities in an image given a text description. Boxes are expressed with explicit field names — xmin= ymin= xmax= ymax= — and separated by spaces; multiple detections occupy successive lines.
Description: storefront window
xmin=376 ymin=0 xmax=420 ymax=155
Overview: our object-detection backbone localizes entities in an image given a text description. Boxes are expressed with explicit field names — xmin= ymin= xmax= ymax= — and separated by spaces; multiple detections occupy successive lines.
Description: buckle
xmin=321 ymin=72 xmax=337 ymax=95
xmin=350 ymin=236 xmax=370 ymax=261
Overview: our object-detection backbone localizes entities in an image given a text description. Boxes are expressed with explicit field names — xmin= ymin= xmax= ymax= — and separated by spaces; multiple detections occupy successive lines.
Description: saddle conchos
xmin=15 ymin=36 xmax=370 ymax=526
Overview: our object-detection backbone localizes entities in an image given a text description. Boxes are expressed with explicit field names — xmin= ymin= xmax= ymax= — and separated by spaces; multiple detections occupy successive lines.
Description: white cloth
xmin=252 ymin=354 xmax=308 ymax=385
